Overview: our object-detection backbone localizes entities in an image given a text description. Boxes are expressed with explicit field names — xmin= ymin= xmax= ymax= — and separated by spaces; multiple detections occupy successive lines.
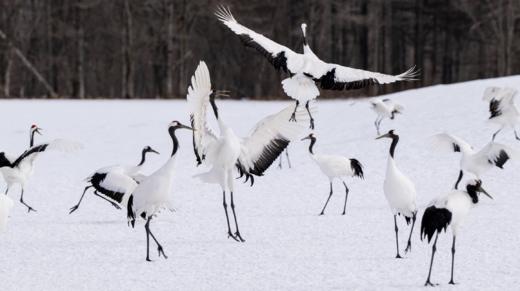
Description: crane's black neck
xmin=137 ymin=149 xmax=147 ymax=166
xmin=210 ymin=93 xmax=219 ymax=120
xmin=30 ymin=130 xmax=36 ymax=147
xmin=466 ymin=184 xmax=479 ymax=204
xmin=389 ymin=135 xmax=399 ymax=158
xmin=307 ymin=136 xmax=316 ymax=154
xmin=169 ymin=127 xmax=180 ymax=157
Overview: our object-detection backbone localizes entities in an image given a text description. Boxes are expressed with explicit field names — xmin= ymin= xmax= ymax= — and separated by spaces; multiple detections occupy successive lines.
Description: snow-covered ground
xmin=1 ymin=76 xmax=520 ymax=290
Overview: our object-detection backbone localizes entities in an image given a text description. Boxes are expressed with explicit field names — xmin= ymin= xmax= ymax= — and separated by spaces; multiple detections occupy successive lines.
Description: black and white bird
xmin=216 ymin=6 xmax=417 ymax=128
xmin=432 ymin=133 xmax=513 ymax=189
xmin=377 ymin=130 xmax=417 ymax=258
xmin=301 ymin=133 xmax=364 ymax=215
xmin=421 ymin=179 xmax=493 ymax=286
xmin=0 ymin=129 xmax=81 ymax=212
xmin=127 ymin=121 xmax=193 ymax=261
xmin=29 ymin=124 xmax=43 ymax=147
xmin=482 ymin=86 xmax=520 ymax=141
xmin=0 ymin=194 xmax=14 ymax=232
xmin=188 ymin=61 xmax=311 ymax=242
xmin=370 ymin=98 xmax=404 ymax=135
xmin=69 ymin=146 xmax=159 ymax=214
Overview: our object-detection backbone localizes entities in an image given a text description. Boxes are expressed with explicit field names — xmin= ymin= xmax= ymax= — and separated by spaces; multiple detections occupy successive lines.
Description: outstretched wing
xmin=237 ymin=103 xmax=315 ymax=177
xmin=474 ymin=142 xmax=514 ymax=170
xmin=215 ymin=6 xmax=303 ymax=74
xmin=486 ymin=87 xmax=518 ymax=119
xmin=12 ymin=139 xmax=83 ymax=168
xmin=186 ymin=61 xmax=218 ymax=166
xmin=307 ymin=61 xmax=418 ymax=91
xmin=431 ymin=133 xmax=473 ymax=154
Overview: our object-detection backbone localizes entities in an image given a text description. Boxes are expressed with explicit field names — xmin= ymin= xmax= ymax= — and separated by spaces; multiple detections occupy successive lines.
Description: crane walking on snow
xmin=482 ymin=86 xmax=520 ymax=141
xmin=301 ymin=133 xmax=364 ymax=215
xmin=377 ymin=130 xmax=417 ymax=258
xmin=421 ymin=179 xmax=493 ymax=286
xmin=127 ymin=121 xmax=193 ymax=261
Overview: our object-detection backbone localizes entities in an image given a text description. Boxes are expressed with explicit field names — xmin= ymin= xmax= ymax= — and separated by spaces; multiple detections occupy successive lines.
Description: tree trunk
xmin=166 ymin=0 xmax=174 ymax=98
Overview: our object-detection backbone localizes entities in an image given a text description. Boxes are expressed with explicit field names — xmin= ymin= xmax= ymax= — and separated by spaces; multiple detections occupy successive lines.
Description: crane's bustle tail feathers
xmin=420 ymin=205 xmax=451 ymax=243
xmin=215 ymin=5 xmax=236 ymax=23
xmin=349 ymin=159 xmax=364 ymax=179
xmin=396 ymin=65 xmax=420 ymax=81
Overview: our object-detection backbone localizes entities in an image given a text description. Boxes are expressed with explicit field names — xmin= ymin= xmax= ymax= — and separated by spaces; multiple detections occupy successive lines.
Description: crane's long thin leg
xmin=320 ymin=182 xmax=333 ymax=215
xmin=285 ymin=148 xmax=292 ymax=168
xmin=375 ymin=117 xmax=382 ymax=135
xmin=449 ymin=236 xmax=457 ymax=285
xmin=492 ymin=128 xmax=502 ymax=141
xmin=92 ymin=190 xmax=121 ymax=209
xmin=405 ymin=212 xmax=417 ymax=253
xmin=146 ymin=217 xmax=168 ymax=259
xmin=425 ymin=233 xmax=440 ymax=286
xmin=454 ymin=170 xmax=463 ymax=190
xmin=5 ymin=187 xmax=8 ymax=195
xmin=341 ymin=182 xmax=349 ymax=215
xmin=305 ymin=100 xmax=315 ymax=129
xmin=222 ymin=191 xmax=239 ymax=242
xmin=144 ymin=217 xmax=152 ymax=261
xmin=20 ymin=188 xmax=36 ymax=213
xmin=230 ymin=192 xmax=245 ymax=242
xmin=289 ymin=100 xmax=299 ymax=122
xmin=394 ymin=215 xmax=402 ymax=258
xmin=277 ymin=154 xmax=283 ymax=169
xmin=514 ymin=130 xmax=520 ymax=141
xmin=69 ymin=185 xmax=92 ymax=214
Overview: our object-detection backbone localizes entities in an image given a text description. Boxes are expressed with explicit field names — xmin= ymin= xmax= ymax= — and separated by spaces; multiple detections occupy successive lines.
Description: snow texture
xmin=1 ymin=75 xmax=520 ymax=290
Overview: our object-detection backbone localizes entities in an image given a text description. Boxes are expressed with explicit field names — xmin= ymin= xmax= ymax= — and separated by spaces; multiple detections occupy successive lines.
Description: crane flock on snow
xmin=0 ymin=4 xmax=517 ymax=288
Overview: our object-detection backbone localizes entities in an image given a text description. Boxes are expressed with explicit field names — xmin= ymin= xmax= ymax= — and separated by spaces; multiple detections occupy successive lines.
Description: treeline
xmin=0 ymin=0 xmax=518 ymax=99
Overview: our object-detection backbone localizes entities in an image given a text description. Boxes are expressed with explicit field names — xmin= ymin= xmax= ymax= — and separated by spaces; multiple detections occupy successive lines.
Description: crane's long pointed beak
xmin=36 ymin=128 xmax=43 ymax=135
xmin=150 ymin=149 xmax=160 ymax=155
xmin=181 ymin=124 xmax=194 ymax=131
xmin=479 ymin=187 xmax=493 ymax=200
xmin=376 ymin=133 xmax=390 ymax=140
xmin=301 ymin=136 xmax=311 ymax=141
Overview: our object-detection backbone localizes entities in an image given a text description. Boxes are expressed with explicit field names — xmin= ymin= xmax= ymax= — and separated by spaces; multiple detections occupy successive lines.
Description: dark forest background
xmin=0 ymin=0 xmax=519 ymax=99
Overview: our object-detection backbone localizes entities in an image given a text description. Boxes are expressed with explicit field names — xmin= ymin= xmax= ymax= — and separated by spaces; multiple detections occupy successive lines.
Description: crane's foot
xmin=157 ymin=245 xmax=168 ymax=259
xmin=289 ymin=113 xmax=297 ymax=122
xmin=395 ymin=253 xmax=403 ymax=259
xmin=69 ymin=205 xmax=79 ymax=214
xmin=234 ymin=231 xmax=246 ymax=242
xmin=424 ymin=281 xmax=438 ymax=287
xmin=228 ymin=231 xmax=240 ymax=242
xmin=405 ymin=242 xmax=412 ymax=253
xmin=342 ymin=211 xmax=346 ymax=215
xmin=448 ymin=280 xmax=456 ymax=285
xmin=146 ymin=257 xmax=152 ymax=262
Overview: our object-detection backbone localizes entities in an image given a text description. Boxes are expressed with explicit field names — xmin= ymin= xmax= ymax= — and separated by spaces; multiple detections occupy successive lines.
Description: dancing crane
xmin=127 ymin=121 xmax=193 ymax=261
xmin=301 ymin=133 xmax=364 ymax=215
xmin=421 ymin=179 xmax=493 ymax=286
xmin=370 ymin=98 xmax=404 ymax=135
xmin=188 ymin=61 xmax=311 ymax=242
xmin=482 ymin=86 xmax=520 ymax=141
xmin=377 ymin=130 xmax=417 ymax=258
xmin=431 ymin=133 xmax=513 ymax=189
xmin=69 ymin=146 xmax=159 ymax=214
xmin=216 ymin=6 xmax=417 ymax=129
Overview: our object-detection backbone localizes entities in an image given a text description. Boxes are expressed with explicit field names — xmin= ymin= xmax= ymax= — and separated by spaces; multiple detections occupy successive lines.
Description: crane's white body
xmin=429 ymin=190 xmax=473 ymax=236
xmin=371 ymin=98 xmax=403 ymax=119
xmin=383 ymin=157 xmax=417 ymax=217
xmin=483 ymin=87 xmax=520 ymax=136
xmin=131 ymin=156 xmax=176 ymax=219
xmin=0 ymin=194 xmax=13 ymax=232
xmin=311 ymin=154 xmax=356 ymax=181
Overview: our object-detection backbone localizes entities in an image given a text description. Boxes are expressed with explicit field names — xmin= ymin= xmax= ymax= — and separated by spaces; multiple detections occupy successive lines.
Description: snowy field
xmin=1 ymin=76 xmax=520 ymax=290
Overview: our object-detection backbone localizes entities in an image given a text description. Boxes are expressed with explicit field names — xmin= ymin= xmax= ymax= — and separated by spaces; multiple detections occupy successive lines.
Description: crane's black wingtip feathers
xmin=420 ymin=205 xmax=451 ymax=243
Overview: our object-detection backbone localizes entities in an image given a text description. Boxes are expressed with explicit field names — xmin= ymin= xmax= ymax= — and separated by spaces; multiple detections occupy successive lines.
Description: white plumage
xmin=482 ymin=86 xmax=520 ymax=141
xmin=188 ymin=61 xmax=311 ymax=242
xmin=216 ymin=6 xmax=417 ymax=129
xmin=420 ymin=179 xmax=493 ymax=286
xmin=370 ymin=98 xmax=404 ymax=135
xmin=301 ymin=133 xmax=364 ymax=215
xmin=0 ymin=137 xmax=82 ymax=212
xmin=431 ymin=133 xmax=513 ymax=189
xmin=127 ymin=121 xmax=192 ymax=261
xmin=377 ymin=130 xmax=417 ymax=258
xmin=69 ymin=146 xmax=159 ymax=214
